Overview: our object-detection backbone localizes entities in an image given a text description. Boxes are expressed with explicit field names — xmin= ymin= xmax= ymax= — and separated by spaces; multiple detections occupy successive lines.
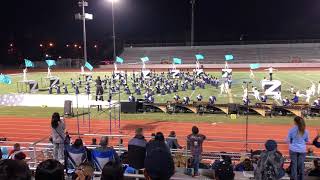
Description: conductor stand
xmin=243 ymin=81 xmax=252 ymax=152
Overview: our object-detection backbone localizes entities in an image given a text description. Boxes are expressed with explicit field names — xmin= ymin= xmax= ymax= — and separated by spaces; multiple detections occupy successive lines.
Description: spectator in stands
xmin=94 ymin=136 xmax=119 ymax=163
xmin=101 ymin=161 xmax=124 ymax=180
xmin=65 ymin=138 xmax=88 ymax=169
xmin=128 ymin=128 xmax=147 ymax=170
xmin=166 ymin=131 xmax=182 ymax=149
xmin=0 ymin=159 xmax=31 ymax=180
xmin=254 ymin=140 xmax=285 ymax=180
xmin=308 ymin=159 xmax=320 ymax=177
xmin=287 ymin=116 xmax=309 ymax=180
xmin=234 ymin=156 xmax=254 ymax=172
xmin=72 ymin=162 xmax=95 ymax=180
xmin=149 ymin=133 xmax=156 ymax=143
xmin=91 ymin=138 xmax=97 ymax=145
xmin=214 ymin=157 xmax=235 ymax=180
xmin=51 ymin=112 xmax=65 ymax=163
xmin=187 ymin=126 xmax=206 ymax=176
xmin=146 ymin=132 xmax=170 ymax=155
xmin=312 ymin=130 xmax=320 ymax=148
xmin=144 ymin=135 xmax=175 ymax=180
xmin=8 ymin=143 xmax=26 ymax=160
xmin=35 ymin=159 xmax=64 ymax=180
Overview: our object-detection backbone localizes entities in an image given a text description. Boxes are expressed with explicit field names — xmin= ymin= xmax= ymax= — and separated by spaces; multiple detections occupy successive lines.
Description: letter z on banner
xmin=261 ymin=80 xmax=281 ymax=96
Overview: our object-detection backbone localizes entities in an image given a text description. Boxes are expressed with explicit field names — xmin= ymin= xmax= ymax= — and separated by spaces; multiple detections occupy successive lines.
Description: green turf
xmin=2 ymin=71 xmax=320 ymax=104
xmin=1 ymin=71 xmax=320 ymax=126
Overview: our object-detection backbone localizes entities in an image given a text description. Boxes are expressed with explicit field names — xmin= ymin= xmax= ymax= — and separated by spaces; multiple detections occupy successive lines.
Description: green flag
xmin=116 ymin=56 xmax=124 ymax=64
xmin=24 ymin=59 xmax=34 ymax=68
xmin=173 ymin=58 xmax=182 ymax=64
xmin=85 ymin=61 xmax=93 ymax=71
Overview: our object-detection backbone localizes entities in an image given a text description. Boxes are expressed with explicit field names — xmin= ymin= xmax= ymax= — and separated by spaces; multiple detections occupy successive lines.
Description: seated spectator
xmin=234 ymin=156 xmax=254 ymax=171
xmin=8 ymin=143 xmax=26 ymax=160
xmin=146 ymin=132 xmax=170 ymax=155
xmin=313 ymin=131 xmax=320 ymax=148
xmin=308 ymin=159 xmax=320 ymax=177
xmin=101 ymin=161 xmax=124 ymax=180
xmin=149 ymin=133 xmax=156 ymax=143
xmin=214 ymin=157 xmax=235 ymax=180
xmin=91 ymin=136 xmax=119 ymax=170
xmin=91 ymin=138 xmax=97 ymax=145
xmin=144 ymin=136 xmax=175 ymax=180
xmin=212 ymin=152 xmax=232 ymax=170
xmin=254 ymin=140 xmax=285 ymax=180
xmin=128 ymin=128 xmax=147 ymax=170
xmin=65 ymin=138 xmax=88 ymax=169
xmin=0 ymin=159 xmax=31 ymax=180
xmin=166 ymin=131 xmax=182 ymax=149
xmin=35 ymin=159 xmax=64 ymax=180
xmin=72 ymin=162 xmax=94 ymax=180
xmin=187 ymin=126 xmax=206 ymax=176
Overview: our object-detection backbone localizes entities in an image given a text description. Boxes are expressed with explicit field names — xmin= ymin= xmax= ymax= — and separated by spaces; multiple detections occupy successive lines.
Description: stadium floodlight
xmin=106 ymin=0 xmax=117 ymax=63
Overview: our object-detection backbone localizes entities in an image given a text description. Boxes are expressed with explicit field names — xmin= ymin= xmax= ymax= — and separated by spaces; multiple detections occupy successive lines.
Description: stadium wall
xmin=99 ymin=62 xmax=320 ymax=71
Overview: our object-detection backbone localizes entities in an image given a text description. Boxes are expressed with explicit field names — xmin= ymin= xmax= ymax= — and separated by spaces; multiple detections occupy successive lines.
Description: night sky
xmin=1 ymin=0 xmax=320 ymax=63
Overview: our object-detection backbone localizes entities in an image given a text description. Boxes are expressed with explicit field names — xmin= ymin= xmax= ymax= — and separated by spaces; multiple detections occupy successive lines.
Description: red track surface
xmin=0 ymin=117 xmax=320 ymax=155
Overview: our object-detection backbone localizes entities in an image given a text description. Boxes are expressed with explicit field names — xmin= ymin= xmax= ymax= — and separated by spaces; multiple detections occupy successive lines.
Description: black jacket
xmin=128 ymin=135 xmax=147 ymax=169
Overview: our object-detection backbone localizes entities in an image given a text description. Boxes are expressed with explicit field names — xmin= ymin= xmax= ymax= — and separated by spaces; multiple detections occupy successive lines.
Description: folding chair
xmin=91 ymin=149 xmax=116 ymax=171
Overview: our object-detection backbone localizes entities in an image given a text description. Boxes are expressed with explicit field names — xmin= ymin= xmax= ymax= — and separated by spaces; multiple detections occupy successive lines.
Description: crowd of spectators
xmin=2 ymin=113 xmax=320 ymax=179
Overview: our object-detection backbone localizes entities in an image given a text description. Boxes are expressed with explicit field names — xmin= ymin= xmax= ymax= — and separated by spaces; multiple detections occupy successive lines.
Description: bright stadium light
xmin=108 ymin=0 xmax=118 ymax=3
xmin=49 ymin=42 xmax=54 ymax=47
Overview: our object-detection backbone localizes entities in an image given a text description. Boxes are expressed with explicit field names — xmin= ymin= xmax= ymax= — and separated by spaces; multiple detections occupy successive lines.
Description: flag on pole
xmin=24 ymin=59 xmax=34 ymax=68
xmin=0 ymin=74 xmax=12 ymax=84
xmin=116 ymin=56 xmax=124 ymax=64
xmin=225 ymin=54 xmax=234 ymax=61
xmin=85 ymin=61 xmax=93 ymax=71
xmin=45 ymin=60 xmax=56 ymax=67
xmin=140 ymin=56 xmax=149 ymax=62
xmin=173 ymin=58 xmax=182 ymax=64
xmin=195 ymin=54 xmax=205 ymax=61
xmin=250 ymin=63 xmax=260 ymax=70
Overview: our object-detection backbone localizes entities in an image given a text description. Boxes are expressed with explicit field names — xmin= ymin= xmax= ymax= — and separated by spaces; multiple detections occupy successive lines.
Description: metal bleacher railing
xmin=1 ymin=134 xmax=320 ymax=179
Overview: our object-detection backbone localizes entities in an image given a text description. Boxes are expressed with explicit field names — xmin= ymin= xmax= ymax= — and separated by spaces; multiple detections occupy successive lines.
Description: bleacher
xmin=120 ymin=43 xmax=320 ymax=64
xmin=1 ymin=134 xmax=320 ymax=179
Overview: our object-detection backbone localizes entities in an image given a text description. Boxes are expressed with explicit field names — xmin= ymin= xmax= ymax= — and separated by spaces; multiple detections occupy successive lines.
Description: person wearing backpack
xmin=286 ymin=116 xmax=309 ymax=180
xmin=51 ymin=112 xmax=66 ymax=163
xmin=187 ymin=126 xmax=206 ymax=177
xmin=254 ymin=140 xmax=285 ymax=180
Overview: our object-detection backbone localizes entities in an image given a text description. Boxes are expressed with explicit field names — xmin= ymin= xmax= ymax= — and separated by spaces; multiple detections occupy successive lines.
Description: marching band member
xmin=292 ymin=93 xmax=299 ymax=104
xmin=220 ymin=83 xmax=225 ymax=95
xmin=209 ymin=96 xmax=217 ymax=105
xmin=196 ymin=94 xmax=203 ymax=102
xmin=129 ymin=94 xmax=136 ymax=102
xmin=311 ymin=83 xmax=316 ymax=96
xmin=313 ymin=97 xmax=320 ymax=107
xmin=306 ymin=87 xmax=312 ymax=103
xmin=173 ymin=94 xmax=180 ymax=102
xmin=183 ymin=96 xmax=190 ymax=105
xmin=260 ymin=94 xmax=267 ymax=103
xmin=317 ymin=81 xmax=320 ymax=95
xmin=148 ymin=95 xmax=154 ymax=103
xmin=282 ymin=96 xmax=290 ymax=106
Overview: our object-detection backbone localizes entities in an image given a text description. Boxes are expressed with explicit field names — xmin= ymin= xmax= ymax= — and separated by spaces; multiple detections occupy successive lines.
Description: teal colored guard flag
xmin=85 ymin=61 xmax=93 ymax=71
xmin=24 ymin=59 xmax=34 ymax=68
xmin=173 ymin=58 xmax=182 ymax=64
xmin=45 ymin=60 xmax=56 ymax=67
xmin=225 ymin=54 xmax=234 ymax=61
xmin=140 ymin=56 xmax=149 ymax=62
xmin=195 ymin=54 xmax=205 ymax=61
xmin=250 ymin=63 xmax=260 ymax=70
xmin=116 ymin=56 xmax=124 ymax=64
xmin=0 ymin=74 xmax=12 ymax=84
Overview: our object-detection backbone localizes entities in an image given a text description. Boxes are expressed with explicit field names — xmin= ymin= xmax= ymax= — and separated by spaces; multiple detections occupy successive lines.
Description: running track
xmin=0 ymin=117 xmax=319 ymax=155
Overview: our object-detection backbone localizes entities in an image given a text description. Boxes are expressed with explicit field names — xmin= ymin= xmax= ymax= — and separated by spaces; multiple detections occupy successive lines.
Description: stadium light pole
xmin=79 ymin=0 xmax=88 ymax=63
xmin=190 ymin=0 xmax=196 ymax=47
xmin=108 ymin=0 xmax=117 ymax=63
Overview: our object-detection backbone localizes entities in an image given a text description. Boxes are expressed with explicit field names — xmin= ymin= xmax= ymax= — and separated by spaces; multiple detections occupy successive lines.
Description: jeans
xmin=289 ymin=150 xmax=306 ymax=180
xmin=192 ymin=154 xmax=201 ymax=175
xmin=53 ymin=143 xmax=64 ymax=162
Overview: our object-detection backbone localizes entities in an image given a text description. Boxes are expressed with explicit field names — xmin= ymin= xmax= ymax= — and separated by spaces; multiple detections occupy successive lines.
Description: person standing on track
xmin=286 ymin=116 xmax=309 ymax=180
xmin=51 ymin=112 xmax=66 ymax=164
